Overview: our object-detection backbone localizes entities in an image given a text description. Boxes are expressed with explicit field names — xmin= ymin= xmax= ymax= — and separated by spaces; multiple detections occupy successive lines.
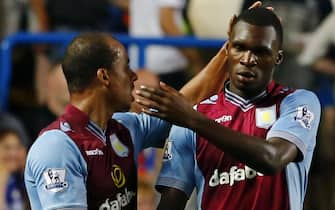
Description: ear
xmin=275 ymin=50 xmax=284 ymax=65
xmin=224 ymin=41 xmax=230 ymax=50
xmin=224 ymin=40 xmax=231 ymax=54
xmin=96 ymin=68 xmax=110 ymax=87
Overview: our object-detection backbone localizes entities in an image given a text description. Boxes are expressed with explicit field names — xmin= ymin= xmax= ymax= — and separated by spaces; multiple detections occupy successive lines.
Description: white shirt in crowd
xmin=129 ymin=0 xmax=188 ymax=74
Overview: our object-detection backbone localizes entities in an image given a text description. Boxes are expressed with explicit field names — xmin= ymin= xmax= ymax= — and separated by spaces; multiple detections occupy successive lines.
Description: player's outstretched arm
xmin=157 ymin=187 xmax=188 ymax=210
xmin=180 ymin=43 xmax=228 ymax=104
xmin=135 ymin=83 xmax=300 ymax=175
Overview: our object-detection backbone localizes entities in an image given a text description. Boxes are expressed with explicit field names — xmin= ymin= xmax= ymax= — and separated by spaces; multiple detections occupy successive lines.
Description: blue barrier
xmin=0 ymin=32 xmax=225 ymax=111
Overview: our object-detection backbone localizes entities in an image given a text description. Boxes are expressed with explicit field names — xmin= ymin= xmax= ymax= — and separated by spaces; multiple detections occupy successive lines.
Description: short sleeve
xmin=112 ymin=112 xmax=171 ymax=156
xmin=24 ymin=130 xmax=88 ymax=210
xmin=156 ymin=125 xmax=196 ymax=197
xmin=267 ymin=89 xmax=321 ymax=159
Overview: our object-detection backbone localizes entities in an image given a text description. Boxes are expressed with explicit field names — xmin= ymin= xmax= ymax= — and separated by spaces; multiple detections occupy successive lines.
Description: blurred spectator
xmin=298 ymin=13 xmax=335 ymax=68
xmin=0 ymin=0 xmax=29 ymax=39
xmin=12 ymin=0 xmax=127 ymax=142
xmin=8 ymin=45 xmax=37 ymax=146
xmin=1 ymin=0 xmax=36 ymax=121
xmin=31 ymin=64 xmax=69 ymax=138
xmin=0 ymin=113 xmax=30 ymax=210
xmin=298 ymin=2 xmax=335 ymax=209
xmin=30 ymin=0 xmax=129 ymax=104
xmin=187 ymin=0 xmax=244 ymax=39
xmin=44 ymin=64 xmax=69 ymax=117
xmin=30 ymin=0 xmax=128 ymax=32
xmin=10 ymin=61 xmax=69 ymax=146
xmin=129 ymin=0 xmax=204 ymax=90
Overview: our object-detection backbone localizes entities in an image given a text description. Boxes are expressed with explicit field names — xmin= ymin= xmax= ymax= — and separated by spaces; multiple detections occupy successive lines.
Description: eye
xmin=253 ymin=48 xmax=272 ymax=56
xmin=233 ymin=43 xmax=245 ymax=51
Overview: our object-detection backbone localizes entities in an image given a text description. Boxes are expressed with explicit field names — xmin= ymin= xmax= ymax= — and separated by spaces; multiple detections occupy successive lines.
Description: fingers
xmin=218 ymin=41 xmax=229 ymax=56
xmin=248 ymin=1 xmax=262 ymax=9
xmin=141 ymin=107 xmax=166 ymax=119
xmin=159 ymin=81 xmax=178 ymax=94
xmin=248 ymin=1 xmax=274 ymax=12
xmin=136 ymin=97 xmax=160 ymax=110
xmin=135 ymin=85 xmax=166 ymax=110
xmin=266 ymin=6 xmax=274 ymax=11
xmin=227 ymin=14 xmax=237 ymax=37
xmin=137 ymin=85 xmax=165 ymax=98
xmin=136 ymin=96 xmax=167 ymax=119
xmin=228 ymin=1 xmax=276 ymax=38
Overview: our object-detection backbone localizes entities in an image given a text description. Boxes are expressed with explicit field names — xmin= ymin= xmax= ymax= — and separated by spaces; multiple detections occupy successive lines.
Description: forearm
xmin=187 ymin=113 xmax=289 ymax=174
xmin=157 ymin=188 xmax=188 ymax=210
xmin=181 ymin=47 xmax=228 ymax=104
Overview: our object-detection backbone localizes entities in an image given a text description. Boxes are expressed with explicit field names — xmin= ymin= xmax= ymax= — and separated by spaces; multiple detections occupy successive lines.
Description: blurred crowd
xmin=0 ymin=0 xmax=335 ymax=209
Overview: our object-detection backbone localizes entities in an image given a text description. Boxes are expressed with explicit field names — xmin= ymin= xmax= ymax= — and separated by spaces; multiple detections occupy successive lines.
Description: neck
xmin=70 ymin=90 xmax=113 ymax=129
xmin=226 ymin=81 xmax=266 ymax=100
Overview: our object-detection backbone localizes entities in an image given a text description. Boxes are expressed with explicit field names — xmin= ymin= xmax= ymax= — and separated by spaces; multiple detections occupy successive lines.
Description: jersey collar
xmin=224 ymin=81 xmax=273 ymax=112
xmin=63 ymin=105 xmax=106 ymax=143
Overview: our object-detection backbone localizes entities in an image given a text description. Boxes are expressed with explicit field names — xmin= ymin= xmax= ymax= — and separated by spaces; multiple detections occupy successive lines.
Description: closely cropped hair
xmin=233 ymin=7 xmax=283 ymax=48
xmin=62 ymin=33 xmax=119 ymax=93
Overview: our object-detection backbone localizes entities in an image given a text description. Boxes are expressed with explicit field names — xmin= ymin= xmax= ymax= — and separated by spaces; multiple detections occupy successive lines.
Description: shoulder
xmin=283 ymin=89 xmax=320 ymax=106
xmin=278 ymin=89 xmax=321 ymax=130
xmin=26 ymin=129 xmax=86 ymax=180
xmin=112 ymin=112 xmax=167 ymax=129
xmin=112 ymin=112 xmax=144 ymax=125
xmin=28 ymin=129 xmax=79 ymax=163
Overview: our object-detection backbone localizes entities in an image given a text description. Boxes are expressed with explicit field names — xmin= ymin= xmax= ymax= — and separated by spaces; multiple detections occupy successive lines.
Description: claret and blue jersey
xmin=24 ymin=105 xmax=170 ymax=210
xmin=157 ymin=81 xmax=321 ymax=210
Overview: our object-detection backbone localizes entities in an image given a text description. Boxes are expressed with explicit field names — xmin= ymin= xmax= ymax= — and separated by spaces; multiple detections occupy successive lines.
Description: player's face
xmin=227 ymin=21 xmax=282 ymax=98
xmin=107 ymin=42 xmax=138 ymax=112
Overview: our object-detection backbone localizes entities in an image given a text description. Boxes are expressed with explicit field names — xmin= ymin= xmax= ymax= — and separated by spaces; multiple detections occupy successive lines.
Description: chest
xmin=68 ymin=127 xmax=137 ymax=208
xmin=196 ymin=98 xmax=281 ymax=170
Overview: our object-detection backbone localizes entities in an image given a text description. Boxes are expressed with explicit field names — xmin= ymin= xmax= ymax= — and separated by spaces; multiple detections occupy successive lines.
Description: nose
xmin=240 ymin=51 xmax=257 ymax=67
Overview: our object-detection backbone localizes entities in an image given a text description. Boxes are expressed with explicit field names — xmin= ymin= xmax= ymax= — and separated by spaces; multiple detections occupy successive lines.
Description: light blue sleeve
xmin=112 ymin=112 xmax=171 ymax=156
xmin=156 ymin=125 xmax=196 ymax=197
xmin=24 ymin=130 xmax=88 ymax=210
xmin=267 ymin=89 xmax=321 ymax=159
